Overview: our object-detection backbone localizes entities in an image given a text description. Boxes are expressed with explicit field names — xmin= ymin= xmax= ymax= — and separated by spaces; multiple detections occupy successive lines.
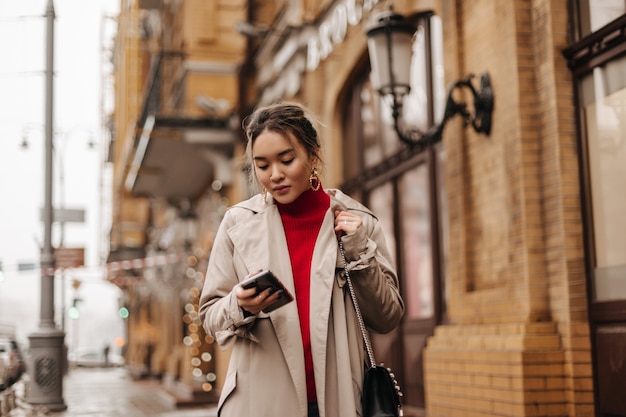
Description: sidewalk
xmin=8 ymin=368 xmax=218 ymax=417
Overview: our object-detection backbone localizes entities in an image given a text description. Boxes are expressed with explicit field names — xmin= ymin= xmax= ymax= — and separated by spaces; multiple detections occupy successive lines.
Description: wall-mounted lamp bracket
xmin=366 ymin=9 xmax=494 ymax=148
xmin=391 ymin=72 xmax=494 ymax=147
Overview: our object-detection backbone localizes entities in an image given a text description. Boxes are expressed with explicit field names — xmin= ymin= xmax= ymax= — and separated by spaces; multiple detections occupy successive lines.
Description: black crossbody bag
xmin=339 ymin=241 xmax=403 ymax=417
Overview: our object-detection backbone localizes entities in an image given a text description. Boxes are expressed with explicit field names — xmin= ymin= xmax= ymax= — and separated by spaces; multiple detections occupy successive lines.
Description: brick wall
xmin=425 ymin=323 xmax=566 ymax=416
xmin=424 ymin=0 xmax=594 ymax=416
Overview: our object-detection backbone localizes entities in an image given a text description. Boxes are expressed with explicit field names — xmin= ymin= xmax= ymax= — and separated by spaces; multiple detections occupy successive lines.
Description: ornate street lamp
xmin=366 ymin=9 xmax=494 ymax=147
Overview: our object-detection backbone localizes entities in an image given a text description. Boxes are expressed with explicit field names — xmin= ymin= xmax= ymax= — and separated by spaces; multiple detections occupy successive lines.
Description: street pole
xmin=27 ymin=0 xmax=66 ymax=410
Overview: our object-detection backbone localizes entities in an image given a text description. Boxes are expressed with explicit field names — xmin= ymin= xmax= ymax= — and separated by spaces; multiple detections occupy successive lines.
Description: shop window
xmin=567 ymin=2 xmax=626 ymax=302
xmin=577 ymin=0 xmax=626 ymax=38
xmin=399 ymin=164 xmax=434 ymax=319
xmin=341 ymin=11 xmax=446 ymax=321
xmin=579 ymin=56 xmax=626 ymax=301
xmin=368 ymin=182 xmax=397 ymax=268
xmin=566 ymin=5 xmax=626 ymax=415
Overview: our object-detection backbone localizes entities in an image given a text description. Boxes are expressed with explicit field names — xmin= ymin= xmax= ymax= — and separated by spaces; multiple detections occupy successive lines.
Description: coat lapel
xmin=309 ymin=210 xmax=341 ymax=403
xmin=227 ymin=201 xmax=308 ymax=408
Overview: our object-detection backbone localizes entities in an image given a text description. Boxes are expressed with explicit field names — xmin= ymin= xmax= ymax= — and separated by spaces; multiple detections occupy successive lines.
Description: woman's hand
xmin=235 ymin=273 xmax=281 ymax=315
xmin=334 ymin=210 xmax=362 ymax=236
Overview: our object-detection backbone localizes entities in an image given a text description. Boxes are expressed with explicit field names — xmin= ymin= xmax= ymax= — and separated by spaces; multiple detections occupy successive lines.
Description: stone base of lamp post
xmin=26 ymin=328 xmax=67 ymax=411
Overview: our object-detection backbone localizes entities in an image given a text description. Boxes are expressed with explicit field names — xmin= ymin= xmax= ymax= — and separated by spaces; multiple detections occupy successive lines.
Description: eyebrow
xmin=253 ymin=148 xmax=296 ymax=161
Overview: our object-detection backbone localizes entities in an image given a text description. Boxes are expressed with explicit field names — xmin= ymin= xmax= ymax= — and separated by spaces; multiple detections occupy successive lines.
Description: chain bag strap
xmin=338 ymin=241 xmax=403 ymax=417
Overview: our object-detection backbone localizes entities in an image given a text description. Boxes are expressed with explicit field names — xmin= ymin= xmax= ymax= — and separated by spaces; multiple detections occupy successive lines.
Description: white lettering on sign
xmin=306 ymin=0 xmax=381 ymax=72
xmin=330 ymin=4 xmax=348 ymax=44
xmin=307 ymin=38 xmax=321 ymax=72
xmin=346 ymin=0 xmax=362 ymax=25
xmin=319 ymin=20 xmax=333 ymax=60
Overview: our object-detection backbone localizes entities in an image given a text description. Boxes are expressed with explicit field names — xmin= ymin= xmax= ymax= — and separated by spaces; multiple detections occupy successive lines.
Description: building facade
xmin=105 ymin=0 xmax=246 ymax=403
xmin=105 ymin=0 xmax=626 ymax=416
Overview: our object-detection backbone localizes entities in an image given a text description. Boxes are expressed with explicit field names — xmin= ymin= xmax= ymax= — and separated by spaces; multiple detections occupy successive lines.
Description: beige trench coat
xmin=199 ymin=189 xmax=404 ymax=417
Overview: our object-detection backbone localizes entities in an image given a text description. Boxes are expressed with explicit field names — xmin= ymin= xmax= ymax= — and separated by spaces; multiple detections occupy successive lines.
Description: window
xmin=341 ymin=12 xmax=446 ymax=321
xmin=578 ymin=56 xmax=626 ymax=301
xmin=565 ymin=2 xmax=626 ymax=302
xmin=565 ymin=5 xmax=626 ymax=415
xmin=399 ymin=164 xmax=434 ymax=319
xmin=577 ymin=0 xmax=626 ymax=38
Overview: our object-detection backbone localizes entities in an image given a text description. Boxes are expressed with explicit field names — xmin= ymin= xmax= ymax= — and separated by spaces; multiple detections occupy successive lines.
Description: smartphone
xmin=240 ymin=269 xmax=294 ymax=312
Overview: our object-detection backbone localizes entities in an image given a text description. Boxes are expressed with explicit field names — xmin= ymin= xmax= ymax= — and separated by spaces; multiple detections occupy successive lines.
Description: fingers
xmin=334 ymin=210 xmax=362 ymax=235
xmin=236 ymin=286 xmax=280 ymax=315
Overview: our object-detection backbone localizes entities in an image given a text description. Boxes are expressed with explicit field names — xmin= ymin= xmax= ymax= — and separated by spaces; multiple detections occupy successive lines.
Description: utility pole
xmin=27 ymin=0 xmax=67 ymax=410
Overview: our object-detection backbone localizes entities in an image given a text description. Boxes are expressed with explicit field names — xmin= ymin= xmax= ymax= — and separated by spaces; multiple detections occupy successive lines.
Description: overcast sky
xmin=0 ymin=0 xmax=122 ymax=350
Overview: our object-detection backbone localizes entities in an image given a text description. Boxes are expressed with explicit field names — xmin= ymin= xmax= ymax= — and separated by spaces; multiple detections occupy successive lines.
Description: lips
xmin=273 ymin=185 xmax=290 ymax=195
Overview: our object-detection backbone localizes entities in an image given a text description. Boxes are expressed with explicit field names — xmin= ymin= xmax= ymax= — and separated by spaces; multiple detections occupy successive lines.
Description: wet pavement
xmin=7 ymin=368 xmax=218 ymax=417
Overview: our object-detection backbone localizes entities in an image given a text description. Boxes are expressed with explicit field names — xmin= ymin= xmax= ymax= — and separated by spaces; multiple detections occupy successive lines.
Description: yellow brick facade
xmin=109 ymin=0 xmax=247 ymax=402
xmin=423 ymin=1 xmax=593 ymax=416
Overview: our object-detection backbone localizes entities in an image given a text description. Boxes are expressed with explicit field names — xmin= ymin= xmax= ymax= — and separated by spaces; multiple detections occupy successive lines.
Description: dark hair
xmin=243 ymin=101 xmax=323 ymax=189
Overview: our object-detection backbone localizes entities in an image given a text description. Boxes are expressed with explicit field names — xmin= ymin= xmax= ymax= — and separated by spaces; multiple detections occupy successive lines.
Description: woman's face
xmin=252 ymin=129 xmax=315 ymax=204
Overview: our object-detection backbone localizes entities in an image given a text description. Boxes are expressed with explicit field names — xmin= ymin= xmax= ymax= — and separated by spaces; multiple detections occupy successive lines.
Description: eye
xmin=282 ymin=158 xmax=294 ymax=165
xmin=255 ymin=163 xmax=269 ymax=170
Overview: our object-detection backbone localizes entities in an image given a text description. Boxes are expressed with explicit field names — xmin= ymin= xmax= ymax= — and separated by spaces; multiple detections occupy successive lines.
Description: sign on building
xmin=55 ymin=247 xmax=85 ymax=269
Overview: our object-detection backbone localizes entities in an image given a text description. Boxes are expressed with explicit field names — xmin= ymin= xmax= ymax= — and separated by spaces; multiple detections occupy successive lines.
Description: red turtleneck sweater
xmin=276 ymin=188 xmax=330 ymax=403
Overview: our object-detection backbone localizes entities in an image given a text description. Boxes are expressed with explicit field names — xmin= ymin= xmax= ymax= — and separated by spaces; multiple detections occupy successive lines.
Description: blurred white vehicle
xmin=0 ymin=337 xmax=24 ymax=384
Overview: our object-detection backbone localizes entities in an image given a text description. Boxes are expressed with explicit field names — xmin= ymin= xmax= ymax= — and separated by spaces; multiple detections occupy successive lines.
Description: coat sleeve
xmin=198 ymin=209 xmax=259 ymax=349
xmin=339 ymin=211 xmax=405 ymax=334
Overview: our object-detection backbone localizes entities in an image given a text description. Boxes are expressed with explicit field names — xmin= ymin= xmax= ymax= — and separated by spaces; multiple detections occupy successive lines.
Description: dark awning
xmin=124 ymin=114 xmax=237 ymax=199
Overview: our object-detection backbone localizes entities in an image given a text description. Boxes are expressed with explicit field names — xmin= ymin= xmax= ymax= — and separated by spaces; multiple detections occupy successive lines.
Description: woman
xmin=199 ymin=101 xmax=404 ymax=417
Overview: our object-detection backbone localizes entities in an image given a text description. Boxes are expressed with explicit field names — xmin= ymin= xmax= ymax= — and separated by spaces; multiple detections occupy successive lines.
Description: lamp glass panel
xmin=367 ymin=33 xmax=391 ymax=92
xmin=404 ymin=23 xmax=428 ymax=131
xmin=389 ymin=31 xmax=413 ymax=92
xmin=367 ymin=30 xmax=413 ymax=94
xmin=400 ymin=14 xmax=445 ymax=131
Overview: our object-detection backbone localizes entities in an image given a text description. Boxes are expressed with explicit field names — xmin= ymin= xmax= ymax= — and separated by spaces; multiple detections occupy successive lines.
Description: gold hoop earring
xmin=261 ymin=188 xmax=268 ymax=203
xmin=309 ymin=168 xmax=321 ymax=191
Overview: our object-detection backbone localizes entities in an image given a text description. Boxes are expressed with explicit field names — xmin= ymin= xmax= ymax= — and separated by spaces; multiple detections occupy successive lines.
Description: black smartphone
xmin=240 ymin=269 xmax=294 ymax=312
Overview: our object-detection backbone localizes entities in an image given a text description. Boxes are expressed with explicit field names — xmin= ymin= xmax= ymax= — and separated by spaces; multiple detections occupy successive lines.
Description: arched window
xmin=341 ymin=12 xmax=446 ymax=413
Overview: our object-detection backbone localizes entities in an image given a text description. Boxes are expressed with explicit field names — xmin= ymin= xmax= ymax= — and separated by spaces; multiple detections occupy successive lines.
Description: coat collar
xmin=230 ymin=189 xmax=375 ymax=216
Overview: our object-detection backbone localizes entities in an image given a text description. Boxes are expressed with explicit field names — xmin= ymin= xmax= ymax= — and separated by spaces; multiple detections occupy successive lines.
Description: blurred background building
xmin=103 ymin=1 xmax=626 ymax=416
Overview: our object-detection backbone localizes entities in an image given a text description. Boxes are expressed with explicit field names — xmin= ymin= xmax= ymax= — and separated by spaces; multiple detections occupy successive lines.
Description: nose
xmin=269 ymin=164 xmax=284 ymax=182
